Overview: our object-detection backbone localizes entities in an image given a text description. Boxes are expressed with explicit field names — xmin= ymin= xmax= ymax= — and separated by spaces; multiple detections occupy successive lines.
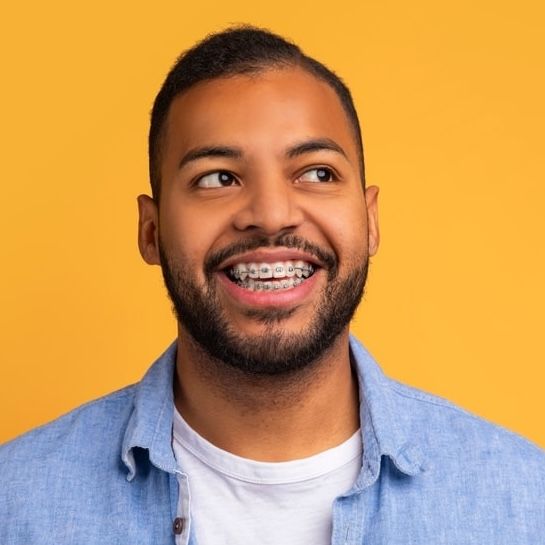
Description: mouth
xmin=224 ymin=260 xmax=317 ymax=292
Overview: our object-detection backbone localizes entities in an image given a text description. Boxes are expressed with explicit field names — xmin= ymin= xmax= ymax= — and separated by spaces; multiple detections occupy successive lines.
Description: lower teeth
xmin=237 ymin=277 xmax=305 ymax=291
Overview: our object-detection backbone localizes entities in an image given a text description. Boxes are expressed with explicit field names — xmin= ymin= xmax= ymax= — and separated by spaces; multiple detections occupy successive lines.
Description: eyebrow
xmin=178 ymin=137 xmax=347 ymax=170
xmin=178 ymin=146 xmax=243 ymax=170
xmin=285 ymin=138 xmax=348 ymax=160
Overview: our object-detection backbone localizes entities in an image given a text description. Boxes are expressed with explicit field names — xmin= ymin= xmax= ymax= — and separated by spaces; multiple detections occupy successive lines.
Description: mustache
xmin=205 ymin=234 xmax=338 ymax=276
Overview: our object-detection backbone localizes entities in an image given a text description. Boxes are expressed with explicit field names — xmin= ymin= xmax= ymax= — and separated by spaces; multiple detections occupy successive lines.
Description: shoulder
xmin=0 ymin=384 xmax=136 ymax=480
xmin=350 ymin=336 xmax=545 ymax=472
xmin=387 ymin=377 xmax=545 ymax=485
xmin=0 ymin=383 xmax=175 ymax=543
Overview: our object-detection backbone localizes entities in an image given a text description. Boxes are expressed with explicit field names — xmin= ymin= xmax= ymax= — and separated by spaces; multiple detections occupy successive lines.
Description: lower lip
xmin=217 ymin=271 xmax=322 ymax=308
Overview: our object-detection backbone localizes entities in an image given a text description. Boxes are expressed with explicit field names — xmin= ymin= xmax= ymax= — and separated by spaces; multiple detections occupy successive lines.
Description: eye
xmin=297 ymin=167 xmax=335 ymax=183
xmin=196 ymin=171 xmax=239 ymax=188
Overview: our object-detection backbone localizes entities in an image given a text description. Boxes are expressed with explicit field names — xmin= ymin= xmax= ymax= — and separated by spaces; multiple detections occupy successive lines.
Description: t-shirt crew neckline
xmin=172 ymin=408 xmax=362 ymax=485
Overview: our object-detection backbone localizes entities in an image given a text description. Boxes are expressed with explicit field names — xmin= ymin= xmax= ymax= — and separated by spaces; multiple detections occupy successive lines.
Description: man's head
xmin=149 ymin=26 xmax=366 ymax=202
xmin=138 ymin=27 xmax=379 ymax=377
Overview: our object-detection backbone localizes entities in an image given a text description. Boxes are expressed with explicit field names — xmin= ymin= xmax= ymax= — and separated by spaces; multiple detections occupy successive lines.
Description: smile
xmin=226 ymin=260 xmax=316 ymax=292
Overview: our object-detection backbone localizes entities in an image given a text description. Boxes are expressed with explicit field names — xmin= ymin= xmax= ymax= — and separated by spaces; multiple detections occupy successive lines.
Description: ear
xmin=364 ymin=185 xmax=380 ymax=257
xmin=137 ymin=195 xmax=161 ymax=265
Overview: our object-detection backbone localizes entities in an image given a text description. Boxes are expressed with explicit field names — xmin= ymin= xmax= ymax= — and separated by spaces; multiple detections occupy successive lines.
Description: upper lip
xmin=218 ymin=249 xmax=324 ymax=271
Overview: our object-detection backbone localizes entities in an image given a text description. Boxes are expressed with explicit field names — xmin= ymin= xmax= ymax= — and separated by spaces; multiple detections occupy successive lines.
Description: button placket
xmin=173 ymin=472 xmax=191 ymax=545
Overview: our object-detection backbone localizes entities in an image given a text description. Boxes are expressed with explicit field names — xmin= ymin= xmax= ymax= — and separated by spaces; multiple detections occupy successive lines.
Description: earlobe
xmin=137 ymin=195 xmax=161 ymax=265
xmin=365 ymin=185 xmax=380 ymax=257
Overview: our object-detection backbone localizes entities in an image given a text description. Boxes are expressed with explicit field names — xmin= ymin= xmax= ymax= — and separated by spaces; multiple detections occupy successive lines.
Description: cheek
xmin=159 ymin=204 xmax=206 ymax=262
xmin=308 ymin=199 xmax=369 ymax=260
xmin=160 ymin=201 xmax=234 ymax=267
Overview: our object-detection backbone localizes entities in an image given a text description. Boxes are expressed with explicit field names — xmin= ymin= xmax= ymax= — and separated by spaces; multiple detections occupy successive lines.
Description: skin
xmin=137 ymin=66 xmax=380 ymax=461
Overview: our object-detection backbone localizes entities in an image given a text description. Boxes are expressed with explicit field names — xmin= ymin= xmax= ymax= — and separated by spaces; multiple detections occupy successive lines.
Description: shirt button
xmin=173 ymin=517 xmax=184 ymax=535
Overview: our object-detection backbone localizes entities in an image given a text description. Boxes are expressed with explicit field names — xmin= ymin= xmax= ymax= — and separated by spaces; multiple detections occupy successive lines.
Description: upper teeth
xmin=231 ymin=261 xmax=314 ymax=280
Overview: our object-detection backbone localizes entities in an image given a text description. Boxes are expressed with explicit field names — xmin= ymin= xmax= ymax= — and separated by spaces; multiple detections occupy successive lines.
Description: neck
xmin=174 ymin=328 xmax=360 ymax=462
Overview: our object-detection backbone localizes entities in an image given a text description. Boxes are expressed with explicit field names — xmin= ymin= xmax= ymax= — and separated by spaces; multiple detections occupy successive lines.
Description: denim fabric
xmin=1 ymin=336 xmax=544 ymax=544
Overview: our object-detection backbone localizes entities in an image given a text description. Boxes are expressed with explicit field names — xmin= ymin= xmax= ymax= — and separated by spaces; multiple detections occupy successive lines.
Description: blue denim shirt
xmin=1 ymin=336 xmax=544 ymax=544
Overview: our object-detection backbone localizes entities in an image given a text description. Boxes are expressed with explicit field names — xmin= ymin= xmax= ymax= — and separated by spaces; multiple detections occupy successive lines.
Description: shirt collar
xmin=122 ymin=337 xmax=428 ymax=483
xmin=349 ymin=336 xmax=428 ymax=491
xmin=122 ymin=342 xmax=179 ymax=480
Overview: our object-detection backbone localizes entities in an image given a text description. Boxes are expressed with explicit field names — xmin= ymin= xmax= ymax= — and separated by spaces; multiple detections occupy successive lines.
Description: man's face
xmin=138 ymin=66 xmax=379 ymax=375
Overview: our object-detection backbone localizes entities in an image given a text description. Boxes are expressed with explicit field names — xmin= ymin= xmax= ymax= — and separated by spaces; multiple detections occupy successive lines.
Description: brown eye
xmin=298 ymin=167 xmax=335 ymax=183
xmin=197 ymin=171 xmax=238 ymax=188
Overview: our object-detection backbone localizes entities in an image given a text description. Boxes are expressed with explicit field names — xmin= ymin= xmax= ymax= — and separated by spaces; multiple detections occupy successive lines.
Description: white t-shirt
xmin=172 ymin=408 xmax=362 ymax=545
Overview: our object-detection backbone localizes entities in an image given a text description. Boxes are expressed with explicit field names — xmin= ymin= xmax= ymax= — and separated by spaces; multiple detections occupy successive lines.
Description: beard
xmin=159 ymin=234 xmax=368 ymax=377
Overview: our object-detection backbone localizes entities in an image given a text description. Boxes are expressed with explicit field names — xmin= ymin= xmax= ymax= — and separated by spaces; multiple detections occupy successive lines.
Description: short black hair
xmin=149 ymin=25 xmax=365 ymax=200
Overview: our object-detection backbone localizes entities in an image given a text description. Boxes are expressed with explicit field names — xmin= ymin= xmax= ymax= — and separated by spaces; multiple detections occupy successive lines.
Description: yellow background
xmin=1 ymin=0 xmax=544 ymax=447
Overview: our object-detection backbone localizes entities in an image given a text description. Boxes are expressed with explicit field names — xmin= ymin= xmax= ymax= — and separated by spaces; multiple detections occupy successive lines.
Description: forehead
xmin=161 ymin=67 xmax=359 ymax=165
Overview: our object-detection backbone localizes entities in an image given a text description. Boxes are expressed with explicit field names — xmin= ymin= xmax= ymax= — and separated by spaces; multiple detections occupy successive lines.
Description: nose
xmin=232 ymin=174 xmax=304 ymax=236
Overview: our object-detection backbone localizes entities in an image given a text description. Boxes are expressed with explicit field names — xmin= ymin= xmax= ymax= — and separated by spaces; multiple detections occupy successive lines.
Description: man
xmin=1 ymin=26 xmax=544 ymax=545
